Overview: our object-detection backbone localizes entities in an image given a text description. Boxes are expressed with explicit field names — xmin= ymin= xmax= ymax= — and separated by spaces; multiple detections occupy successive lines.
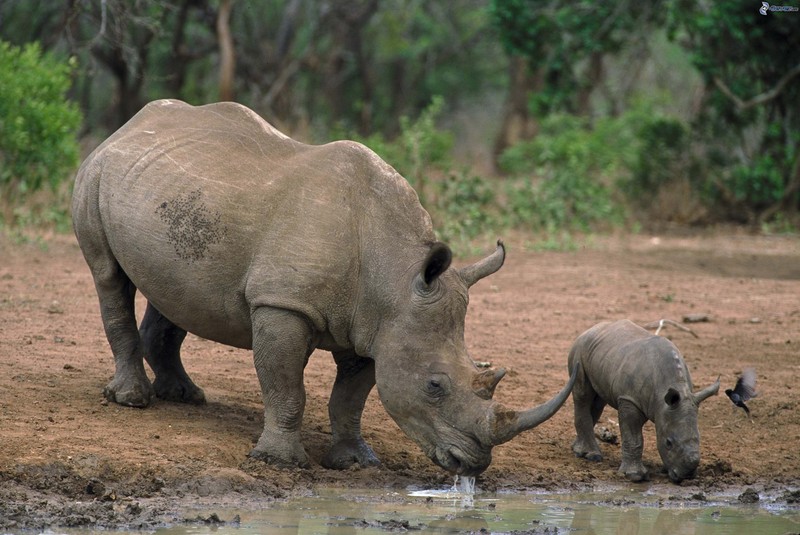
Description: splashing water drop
xmin=452 ymin=475 xmax=476 ymax=495
xmin=407 ymin=474 xmax=476 ymax=505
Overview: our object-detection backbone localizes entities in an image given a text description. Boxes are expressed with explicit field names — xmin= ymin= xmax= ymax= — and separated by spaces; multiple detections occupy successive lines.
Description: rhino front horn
xmin=489 ymin=361 xmax=580 ymax=446
xmin=459 ymin=240 xmax=505 ymax=288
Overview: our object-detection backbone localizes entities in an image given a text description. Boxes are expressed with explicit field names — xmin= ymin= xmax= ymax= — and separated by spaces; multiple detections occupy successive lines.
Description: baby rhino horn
xmin=692 ymin=376 xmax=721 ymax=405
xmin=473 ymin=368 xmax=507 ymax=400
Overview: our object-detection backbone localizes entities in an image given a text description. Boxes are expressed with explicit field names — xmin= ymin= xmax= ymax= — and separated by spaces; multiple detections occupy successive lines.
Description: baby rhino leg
xmin=572 ymin=371 xmax=604 ymax=461
xmin=617 ymin=397 xmax=649 ymax=482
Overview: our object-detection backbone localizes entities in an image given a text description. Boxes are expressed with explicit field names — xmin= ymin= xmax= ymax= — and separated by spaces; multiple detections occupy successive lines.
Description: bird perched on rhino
xmin=725 ymin=368 xmax=757 ymax=416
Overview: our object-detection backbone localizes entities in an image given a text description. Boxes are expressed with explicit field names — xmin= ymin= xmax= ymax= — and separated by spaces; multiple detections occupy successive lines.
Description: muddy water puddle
xmin=17 ymin=485 xmax=800 ymax=535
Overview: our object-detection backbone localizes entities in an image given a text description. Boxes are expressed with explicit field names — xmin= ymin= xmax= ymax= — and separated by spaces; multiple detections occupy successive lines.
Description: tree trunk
xmin=217 ymin=0 xmax=235 ymax=101
xmin=576 ymin=51 xmax=604 ymax=117
xmin=493 ymin=57 xmax=542 ymax=171
xmin=166 ymin=0 xmax=194 ymax=97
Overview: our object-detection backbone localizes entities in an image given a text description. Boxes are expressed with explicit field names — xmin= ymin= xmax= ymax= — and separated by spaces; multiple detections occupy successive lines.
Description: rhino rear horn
xmin=473 ymin=367 xmax=506 ymax=400
xmin=459 ymin=240 xmax=505 ymax=287
xmin=692 ymin=375 xmax=721 ymax=405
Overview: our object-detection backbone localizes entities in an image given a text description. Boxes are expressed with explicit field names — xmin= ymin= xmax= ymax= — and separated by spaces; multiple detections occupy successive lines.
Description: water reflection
xmin=562 ymin=499 xmax=800 ymax=535
xmin=246 ymin=488 xmax=800 ymax=535
xmin=20 ymin=487 xmax=800 ymax=535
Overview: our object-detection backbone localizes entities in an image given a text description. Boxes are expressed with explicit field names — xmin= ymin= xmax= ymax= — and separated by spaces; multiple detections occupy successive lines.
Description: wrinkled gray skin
xmin=72 ymin=100 xmax=578 ymax=476
xmin=568 ymin=320 xmax=719 ymax=483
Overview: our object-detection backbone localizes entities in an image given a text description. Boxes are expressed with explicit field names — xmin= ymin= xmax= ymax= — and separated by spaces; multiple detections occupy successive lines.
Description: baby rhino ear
xmin=422 ymin=242 xmax=452 ymax=285
xmin=664 ymin=387 xmax=681 ymax=407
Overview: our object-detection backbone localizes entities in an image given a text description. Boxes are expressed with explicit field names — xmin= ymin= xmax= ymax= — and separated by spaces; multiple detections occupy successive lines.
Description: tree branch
xmin=713 ymin=62 xmax=800 ymax=111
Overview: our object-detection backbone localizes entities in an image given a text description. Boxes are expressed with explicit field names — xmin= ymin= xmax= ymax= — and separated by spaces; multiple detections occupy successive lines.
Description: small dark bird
xmin=725 ymin=367 xmax=757 ymax=416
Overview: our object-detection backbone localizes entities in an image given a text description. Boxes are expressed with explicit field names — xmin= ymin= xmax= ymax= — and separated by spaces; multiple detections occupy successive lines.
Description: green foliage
xmin=667 ymin=0 xmax=800 ymax=221
xmin=490 ymin=0 xmax=665 ymax=114
xmin=500 ymin=114 xmax=633 ymax=231
xmin=435 ymin=171 xmax=497 ymax=245
xmin=365 ymin=2 xmax=506 ymax=129
xmin=0 ymin=41 xmax=82 ymax=199
xmin=622 ymin=115 xmax=691 ymax=205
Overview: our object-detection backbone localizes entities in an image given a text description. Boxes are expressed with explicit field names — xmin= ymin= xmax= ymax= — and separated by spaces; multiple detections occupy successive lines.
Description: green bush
xmin=622 ymin=116 xmax=690 ymax=204
xmin=499 ymin=114 xmax=632 ymax=232
xmin=435 ymin=170 xmax=496 ymax=245
xmin=667 ymin=0 xmax=800 ymax=223
xmin=719 ymin=121 xmax=798 ymax=216
xmin=0 ymin=41 xmax=82 ymax=200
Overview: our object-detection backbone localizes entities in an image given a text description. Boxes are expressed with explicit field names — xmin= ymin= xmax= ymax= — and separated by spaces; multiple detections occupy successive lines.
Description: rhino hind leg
xmin=321 ymin=350 xmax=380 ymax=470
xmin=571 ymin=369 xmax=604 ymax=461
xmin=140 ymin=302 xmax=205 ymax=404
xmin=82 ymin=244 xmax=154 ymax=407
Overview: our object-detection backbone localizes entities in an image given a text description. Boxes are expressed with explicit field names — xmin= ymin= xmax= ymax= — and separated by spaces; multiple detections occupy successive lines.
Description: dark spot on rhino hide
xmin=155 ymin=189 xmax=225 ymax=262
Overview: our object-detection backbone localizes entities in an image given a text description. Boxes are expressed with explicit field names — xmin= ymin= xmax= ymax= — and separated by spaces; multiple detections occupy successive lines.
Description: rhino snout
xmin=668 ymin=463 xmax=698 ymax=483
xmin=666 ymin=450 xmax=700 ymax=483
xmin=434 ymin=446 xmax=491 ymax=476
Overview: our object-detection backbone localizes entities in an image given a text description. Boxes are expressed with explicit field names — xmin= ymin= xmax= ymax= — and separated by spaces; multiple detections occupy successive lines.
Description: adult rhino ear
xmin=422 ymin=242 xmax=452 ymax=285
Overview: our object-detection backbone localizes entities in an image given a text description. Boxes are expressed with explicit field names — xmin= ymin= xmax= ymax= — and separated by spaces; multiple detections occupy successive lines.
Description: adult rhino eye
xmin=665 ymin=438 xmax=674 ymax=450
xmin=425 ymin=375 xmax=449 ymax=398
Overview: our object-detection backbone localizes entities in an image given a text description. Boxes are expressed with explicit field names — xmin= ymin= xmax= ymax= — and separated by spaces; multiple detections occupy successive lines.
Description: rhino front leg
xmin=140 ymin=302 xmax=205 ymax=404
xmin=249 ymin=307 xmax=315 ymax=468
xmin=321 ymin=350 xmax=380 ymax=469
xmin=617 ymin=396 xmax=648 ymax=482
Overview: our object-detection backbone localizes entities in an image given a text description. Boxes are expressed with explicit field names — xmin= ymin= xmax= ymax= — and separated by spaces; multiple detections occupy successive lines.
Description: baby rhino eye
xmin=665 ymin=438 xmax=674 ymax=450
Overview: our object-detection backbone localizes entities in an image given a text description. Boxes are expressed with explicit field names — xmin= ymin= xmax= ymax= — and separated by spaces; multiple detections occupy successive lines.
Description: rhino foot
xmin=248 ymin=447 xmax=311 ymax=469
xmin=153 ymin=375 xmax=206 ymax=404
xmin=250 ymin=432 xmax=311 ymax=469
xmin=619 ymin=462 xmax=649 ymax=482
xmin=572 ymin=440 xmax=602 ymax=462
xmin=321 ymin=439 xmax=381 ymax=470
xmin=103 ymin=376 xmax=154 ymax=408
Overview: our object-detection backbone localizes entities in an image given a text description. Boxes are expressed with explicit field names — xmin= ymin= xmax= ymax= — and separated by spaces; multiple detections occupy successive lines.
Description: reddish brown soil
xmin=1 ymin=230 xmax=799 ymax=528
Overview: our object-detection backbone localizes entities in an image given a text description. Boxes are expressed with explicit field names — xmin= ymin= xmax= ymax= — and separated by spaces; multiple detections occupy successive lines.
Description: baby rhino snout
xmin=668 ymin=452 xmax=700 ymax=483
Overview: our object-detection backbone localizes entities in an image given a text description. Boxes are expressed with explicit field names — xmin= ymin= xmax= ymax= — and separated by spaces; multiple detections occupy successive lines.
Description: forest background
xmin=1 ymin=0 xmax=798 ymax=252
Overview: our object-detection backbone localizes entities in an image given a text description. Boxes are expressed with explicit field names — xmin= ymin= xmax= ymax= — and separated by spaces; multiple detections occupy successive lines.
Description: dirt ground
xmin=1 ymin=229 xmax=799 ymax=530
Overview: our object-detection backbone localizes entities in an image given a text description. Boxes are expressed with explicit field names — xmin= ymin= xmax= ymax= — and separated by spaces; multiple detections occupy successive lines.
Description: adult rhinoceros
xmin=72 ymin=99 xmax=576 ymax=476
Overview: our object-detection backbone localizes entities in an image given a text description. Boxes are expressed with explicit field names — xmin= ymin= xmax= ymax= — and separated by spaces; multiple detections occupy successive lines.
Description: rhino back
xmin=74 ymin=100 xmax=434 ymax=349
xmin=573 ymin=320 xmax=693 ymax=416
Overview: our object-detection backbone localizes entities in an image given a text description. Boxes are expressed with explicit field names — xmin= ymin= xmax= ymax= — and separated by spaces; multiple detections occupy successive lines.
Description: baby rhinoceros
xmin=568 ymin=320 xmax=719 ymax=483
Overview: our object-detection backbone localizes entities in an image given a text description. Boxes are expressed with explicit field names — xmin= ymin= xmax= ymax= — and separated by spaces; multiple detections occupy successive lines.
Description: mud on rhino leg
xmin=571 ymin=370 xmax=604 ymax=461
xmin=321 ymin=350 xmax=380 ymax=469
xmin=249 ymin=306 xmax=315 ymax=468
xmin=617 ymin=396 xmax=649 ymax=482
xmin=140 ymin=302 xmax=205 ymax=404
xmin=88 ymin=253 xmax=154 ymax=407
